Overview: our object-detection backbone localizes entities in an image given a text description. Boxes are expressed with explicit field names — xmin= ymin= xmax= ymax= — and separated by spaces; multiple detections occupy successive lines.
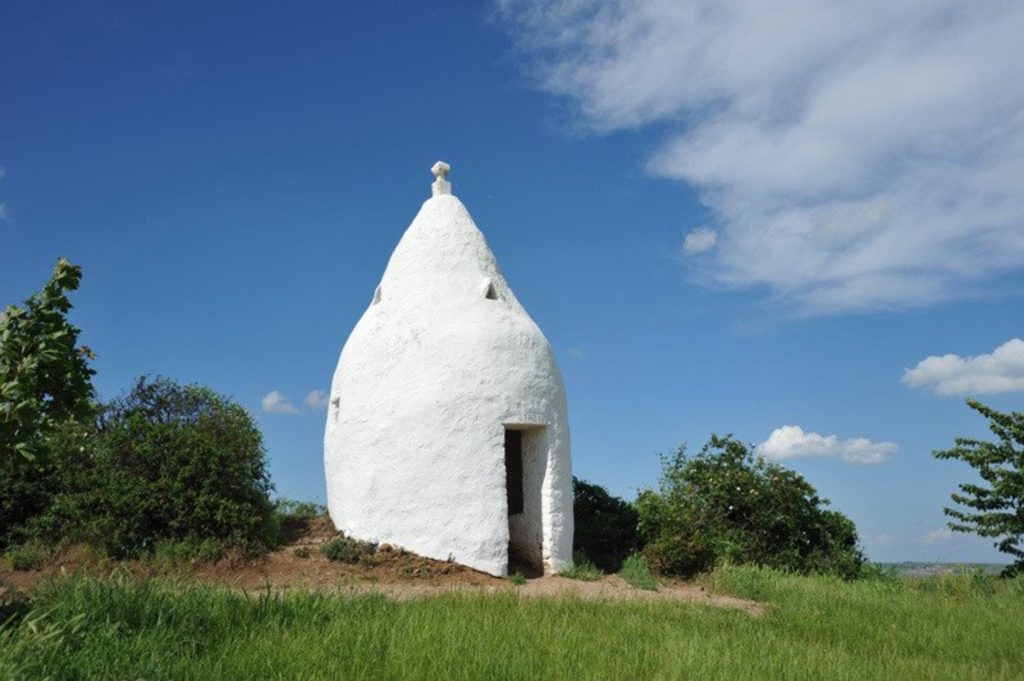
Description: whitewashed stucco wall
xmin=324 ymin=177 xmax=573 ymax=576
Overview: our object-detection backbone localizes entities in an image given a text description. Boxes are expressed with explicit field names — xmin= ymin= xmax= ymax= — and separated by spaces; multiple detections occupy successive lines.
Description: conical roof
xmin=374 ymin=187 xmax=520 ymax=315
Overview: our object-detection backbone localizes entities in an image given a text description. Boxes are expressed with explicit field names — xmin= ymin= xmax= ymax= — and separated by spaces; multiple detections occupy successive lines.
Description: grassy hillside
xmin=2 ymin=566 xmax=1021 ymax=679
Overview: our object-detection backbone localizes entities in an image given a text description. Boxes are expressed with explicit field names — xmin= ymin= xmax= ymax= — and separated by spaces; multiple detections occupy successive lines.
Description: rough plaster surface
xmin=324 ymin=172 xmax=573 ymax=577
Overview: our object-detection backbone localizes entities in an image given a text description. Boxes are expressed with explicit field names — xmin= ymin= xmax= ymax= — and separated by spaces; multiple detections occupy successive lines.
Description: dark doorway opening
xmin=505 ymin=429 xmax=524 ymax=516
xmin=504 ymin=425 xmax=545 ymax=577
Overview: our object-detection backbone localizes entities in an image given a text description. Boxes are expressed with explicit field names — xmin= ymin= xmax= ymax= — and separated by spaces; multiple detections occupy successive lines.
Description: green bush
xmin=272 ymin=499 xmax=326 ymax=522
xmin=149 ymin=538 xmax=225 ymax=566
xmin=636 ymin=435 xmax=865 ymax=579
xmin=619 ymin=553 xmax=658 ymax=591
xmin=321 ymin=536 xmax=374 ymax=563
xmin=572 ymin=477 xmax=640 ymax=572
xmin=4 ymin=542 xmax=50 ymax=571
xmin=270 ymin=498 xmax=327 ymax=546
xmin=32 ymin=377 xmax=276 ymax=558
xmin=0 ymin=259 xmax=96 ymax=549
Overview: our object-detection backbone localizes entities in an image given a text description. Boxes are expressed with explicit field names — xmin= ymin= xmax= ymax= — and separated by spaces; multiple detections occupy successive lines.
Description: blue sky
xmin=2 ymin=1 xmax=1022 ymax=563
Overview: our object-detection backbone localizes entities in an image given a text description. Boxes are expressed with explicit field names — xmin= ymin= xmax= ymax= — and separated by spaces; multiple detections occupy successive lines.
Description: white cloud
xmin=567 ymin=347 xmax=588 ymax=359
xmin=499 ymin=1 xmax=1024 ymax=313
xmin=903 ymin=338 xmax=1024 ymax=396
xmin=261 ymin=390 xmax=299 ymax=414
xmin=683 ymin=227 xmax=717 ymax=255
xmin=0 ymin=166 xmax=6 ymax=180
xmin=0 ymin=204 xmax=7 ymax=221
xmin=757 ymin=425 xmax=896 ymax=464
xmin=304 ymin=389 xmax=330 ymax=410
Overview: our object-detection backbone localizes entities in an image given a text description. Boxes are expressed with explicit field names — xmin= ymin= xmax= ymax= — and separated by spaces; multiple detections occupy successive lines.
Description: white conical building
xmin=324 ymin=162 xmax=573 ymax=576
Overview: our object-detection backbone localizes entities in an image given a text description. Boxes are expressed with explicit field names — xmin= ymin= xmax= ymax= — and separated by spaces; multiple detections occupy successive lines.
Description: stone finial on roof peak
xmin=431 ymin=160 xmax=452 ymax=196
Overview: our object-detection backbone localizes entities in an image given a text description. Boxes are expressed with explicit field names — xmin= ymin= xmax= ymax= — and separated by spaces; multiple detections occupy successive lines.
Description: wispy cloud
xmin=903 ymin=338 xmax=1024 ymax=396
xmin=261 ymin=390 xmax=300 ymax=414
xmin=757 ymin=425 xmax=896 ymax=464
xmin=304 ymin=389 xmax=330 ymax=410
xmin=683 ymin=227 xmax=717 ymax=255
xmin=499 ymin=1 xmax=1024 ymax=313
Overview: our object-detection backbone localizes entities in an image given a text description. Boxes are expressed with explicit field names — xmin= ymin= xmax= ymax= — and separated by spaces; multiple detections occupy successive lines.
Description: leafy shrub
xmin=636 ymin=435 xmax=865 ymax=579
xmin=572 ymin=477 xmax=640 ymax=572
xmin=558 ymin=553 xmax=603 ymax=581
xmin=0 ymin=259 xmax=95 ymax=549
xmin=508 ymin=572 xmax=527 ymax=585
xmin=33 ymin=377 xmax=276 ymax=558
xmin=150 ymin=538 xmax=225 ymax=566
xmin=273 ymin=499 xmax=326 ymax=522
xmin=4 ymin=542 xmax=50 ymax=571
xmin=619 ymin=553 xmax=658 ymax=591
xmin=293 ymin=546 xmax=311 ymax=559
xmin=856 ymin=562 xmax=899 ymax=581
xmin=321 ymin=536 xmax=375 ymax=563
xmin=271 ymin=498 xmax=327 ymax=546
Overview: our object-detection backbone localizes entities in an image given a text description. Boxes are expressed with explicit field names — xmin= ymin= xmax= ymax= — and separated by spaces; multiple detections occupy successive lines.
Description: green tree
xmin=636 ymin=435 xmax=865 ymax=578
xmin=37 ymin=376 xmax=277 ymax=557
xmin=934 ymin=399 xmax=1024 ymax=576
xmin=572 ymin=477 xmax=640 ymax=571
xmin=0 ymin=258 xmax=95 ymax=547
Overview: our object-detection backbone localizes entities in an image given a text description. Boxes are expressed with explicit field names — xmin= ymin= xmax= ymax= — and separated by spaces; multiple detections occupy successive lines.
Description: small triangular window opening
xmin=372 ymin=285 xmax=382 ymax=305
xmin=484 ymin=281 xmax=498 ymax=300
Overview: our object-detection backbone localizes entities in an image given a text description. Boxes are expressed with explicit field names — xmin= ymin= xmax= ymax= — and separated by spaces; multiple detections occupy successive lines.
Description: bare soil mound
xmin=1 ymin=517 xmax=761 ymax=615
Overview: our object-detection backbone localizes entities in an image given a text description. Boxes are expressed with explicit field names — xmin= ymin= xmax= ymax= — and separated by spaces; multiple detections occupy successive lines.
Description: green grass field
xmin=2 ymin=566 xmax=1021 ymax=680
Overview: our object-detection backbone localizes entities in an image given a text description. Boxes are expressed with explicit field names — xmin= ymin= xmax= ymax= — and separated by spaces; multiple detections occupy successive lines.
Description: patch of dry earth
xmin=1 ymin=516 xmax=761 ymax=615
